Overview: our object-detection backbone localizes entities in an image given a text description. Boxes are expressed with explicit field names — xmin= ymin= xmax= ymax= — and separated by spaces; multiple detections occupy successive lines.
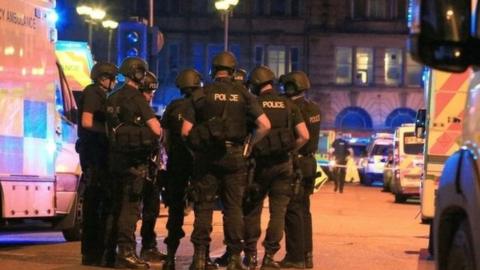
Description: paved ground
xmin=0 ymin=182 xmax=435 ymax=270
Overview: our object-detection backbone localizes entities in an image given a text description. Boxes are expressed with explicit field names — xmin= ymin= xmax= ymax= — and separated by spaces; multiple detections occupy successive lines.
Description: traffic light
xmin=117 ymin=20 xmax=148 ymax=65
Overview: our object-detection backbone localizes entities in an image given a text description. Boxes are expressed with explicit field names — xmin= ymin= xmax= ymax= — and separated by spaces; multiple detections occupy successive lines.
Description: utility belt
xmin=187 ymin=117 xmax=245 ymax=152
xmin=294 ymin=152 xmax=317 ymax=179
xmin=297 ymin=152 xmax=315 ymax=158
xmin=109 ymin=123 xmax=158 ymax=155
xmin=253 ymin=128 xmax=295 ymax=157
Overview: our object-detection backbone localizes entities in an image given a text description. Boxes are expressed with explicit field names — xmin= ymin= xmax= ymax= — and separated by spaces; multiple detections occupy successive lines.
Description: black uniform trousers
xmin=284 ymin=155 xmax=316 ymax=262
xmin=107 ymin=153 xmax=147 ymax=253
xmin=164 ymin=150 xmax=192 ymax=249
xmin=78 ymin=141 xmax=110 ymax=261
xmin=190 ymin=145 xmax=248 ymax=254
xmin=333 ymin=159 xmax=347 ymax=193
xmin=141 ymin=178 xmax=161 ymax=249
xmin=244 ymin=156 xmax=293 ymax=255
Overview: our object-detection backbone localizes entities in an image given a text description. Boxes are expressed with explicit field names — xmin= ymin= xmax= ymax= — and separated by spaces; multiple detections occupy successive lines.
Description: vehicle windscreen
xmin=403 ymin=132 xmax=424 ymax=155
xmin=351 ymin=145 xmax=367 ymax=157
xmin=371 ymin=144 xmax=392 ymax=156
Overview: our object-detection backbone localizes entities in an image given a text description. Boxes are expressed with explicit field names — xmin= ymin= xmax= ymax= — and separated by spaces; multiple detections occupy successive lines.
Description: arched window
xmin=335 ymin=106 xmax=373 ymax=130
xmin=385 ymin=108 xmax=416 ymax=129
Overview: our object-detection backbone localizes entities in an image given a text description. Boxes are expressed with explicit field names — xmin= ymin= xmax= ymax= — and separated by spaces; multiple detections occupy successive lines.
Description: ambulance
xmin=390 ymin=123 xmax=424 ymax=203
xmin=0 ymin=0 xmax=82 ymax=240
xmin=409 ymin=0 xmax=480 ymax=267
xmin=415 ymin=68 xmax=470 ymax=222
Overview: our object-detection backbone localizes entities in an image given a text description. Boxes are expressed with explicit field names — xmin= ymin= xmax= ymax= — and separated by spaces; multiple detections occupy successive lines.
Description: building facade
xmin=152 ymin=0 xmax=424 ymax=133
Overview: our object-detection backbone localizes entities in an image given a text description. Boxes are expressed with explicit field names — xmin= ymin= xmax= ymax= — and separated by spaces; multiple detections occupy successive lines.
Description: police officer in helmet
xmin=233 ymin=68 xmax=247 ymax=87
xmin=161 ymin=68 xmax=212 ymax=270
xmin=182 ymin=52 xmax=271 ymax=270
xmin=77 ymin=62 xmax=118 ymax=266
xmin=243 ymin=66 xmax=309 ymax=269
xmin=137 ymin=71 xmax=168 ymax=262
xmin=279 ymin=71 xmax=321 ymax=269
xmin=105 ymin=57 xmax=162 ymax=269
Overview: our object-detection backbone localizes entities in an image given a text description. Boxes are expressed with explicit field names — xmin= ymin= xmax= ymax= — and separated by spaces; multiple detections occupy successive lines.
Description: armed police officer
xmin=181 ymin=52 xmax=271 ymax=270
xmin=243 ymin=66 xmax=309 ymax=270
xmin=160 ymin=68 xmax=206 ymax=270
xmin=77 ymin=62 xmax=118 ymax=266
xmin=280 ymin=71 xmax=321 ymax=269
xmin=105 ymin=57 xmax=162 ymax=269
xmin=137 ymin=71 xmax=168 ymax=263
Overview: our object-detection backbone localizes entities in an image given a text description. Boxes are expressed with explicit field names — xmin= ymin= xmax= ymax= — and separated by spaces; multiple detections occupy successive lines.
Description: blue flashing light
xmin=127 ymin=32 xmax=139 ymax=44
xmin=47 ymin=10 xmax=59 ymax=25
xmin=127 ymin=48 xmax=139 ymax=57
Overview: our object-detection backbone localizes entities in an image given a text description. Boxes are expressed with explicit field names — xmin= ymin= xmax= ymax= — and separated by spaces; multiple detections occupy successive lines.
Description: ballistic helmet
xmin=280 ymin=71 xmax=311 ymax=96
xmin=211 ymin=51 xmax=237 ymax=76
xmin=248 ymin=66 xmax=275 ymax=87
xmin=141 ymin=71 xmax=159 ymax=92
xmin=233 ymin=68 xmax=247 ymax=83
xmin=176 ymin=68 xmax=203 ymax=96
xmin=119 ymin=57 xmax=149 ymax=83
xmin=90 ymin=62 xmax=118 ymax=81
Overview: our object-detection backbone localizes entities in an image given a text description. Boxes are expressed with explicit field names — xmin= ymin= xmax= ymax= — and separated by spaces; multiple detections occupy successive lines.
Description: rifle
xmin=243 ymin=158 xmax=260 ymax=215
xmin=243 ymin=134 xmax=253 ymax=158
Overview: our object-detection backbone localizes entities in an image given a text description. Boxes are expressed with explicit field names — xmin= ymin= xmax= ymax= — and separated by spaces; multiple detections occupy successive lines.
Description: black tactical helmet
xmin=248 ymin=66 xmax=275 ymax=87
xmin=175 ymin=68 xmax=203 ymax=90
xmin=280 ymin=71 xmax=311 ymax=96
xmin=233 ymin=68 xmax=247 ymax=82
xmin=141 ymin=71 xmax=159 ymax=92
xmin=119 ymin=57 xmax=149 ymax=83
xmin=90 ymin=62 xmax=118 ymax=81
xmin=211 ymin=51 xmax=237 ymax=76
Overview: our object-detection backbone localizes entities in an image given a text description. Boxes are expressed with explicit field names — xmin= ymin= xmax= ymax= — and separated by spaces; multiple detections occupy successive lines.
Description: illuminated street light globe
xmin=225 ymin=0 xmax=239 ymax=6
xmin=90 ymin=8 xmax=106 ymax=20
xmin=102 ymin=19 xmax=119 ymax=29
xmin=215 ymin=1 xmax=230 ymax=11
xmin=76 ymin=5 xmax=92 ymax=16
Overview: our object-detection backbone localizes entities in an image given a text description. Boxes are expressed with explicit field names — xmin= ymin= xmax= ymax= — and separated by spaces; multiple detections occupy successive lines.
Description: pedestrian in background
xmin=331 ymin=135 xmax=350 ymax=193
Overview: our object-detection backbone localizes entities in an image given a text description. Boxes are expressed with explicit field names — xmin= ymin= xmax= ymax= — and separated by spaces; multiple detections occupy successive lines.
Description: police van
xmin=0 ymin=0 xmax=83 ymax=240
xmin=390 ymin=124 xmax=424 ymax=203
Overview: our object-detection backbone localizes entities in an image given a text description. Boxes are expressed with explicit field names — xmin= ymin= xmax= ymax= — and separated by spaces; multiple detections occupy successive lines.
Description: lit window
xmin=355 ymin=48 xmax=373 ymax=86
xmin=267 ymin=46 xmax=286 ymax=77
xmin=335 ymin=47 xmax=353 ymax=85
xmin=406 ymin=54 xmax=423 ymax=86
xmin=385 ymin=48 xmax=403 ymax=86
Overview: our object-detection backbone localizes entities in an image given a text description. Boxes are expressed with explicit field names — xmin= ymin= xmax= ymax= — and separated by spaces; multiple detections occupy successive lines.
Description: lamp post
xmin=102 ymin=20 xmax=119 ymax=62
xmin=76 ymin=5 xmax=106 ymax=47
xmin=215 ymin=0 xmax=239 ymax=51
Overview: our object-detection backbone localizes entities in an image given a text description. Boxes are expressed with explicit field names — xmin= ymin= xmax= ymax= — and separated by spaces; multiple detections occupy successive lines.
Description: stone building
xmin=143 ymin=0 xmax=424 ymax=133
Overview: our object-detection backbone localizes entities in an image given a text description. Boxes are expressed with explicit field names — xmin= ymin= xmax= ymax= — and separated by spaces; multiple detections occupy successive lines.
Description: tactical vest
xmin=105 ymin=87 xmax=157 ymax=156
xmin=187 ymin=81 xmax=248 ymax=152
xmin=296 ymin=98 xmax=321 ymax=155
xmin=253 ymin=93 xmax=295 ymax=157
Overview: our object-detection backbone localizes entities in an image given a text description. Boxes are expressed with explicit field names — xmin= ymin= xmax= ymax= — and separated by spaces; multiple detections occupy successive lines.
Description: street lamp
xmin=102 ymin=19 xmax=119 ymax=62
xmin=215 ymin=0 xmax=239 ymax=51
xmin=76 ymin=4 xmax=106 ymax=47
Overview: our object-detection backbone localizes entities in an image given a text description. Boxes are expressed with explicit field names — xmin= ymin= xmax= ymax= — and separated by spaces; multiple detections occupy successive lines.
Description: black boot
xmin=100 ymin=248 xmax=116 ymax=268
xmin=260 ymin=253 xmax=280 ymax=270
xmin=279 ymin=255 xmax=305 ymax=269
xmin=227 ymin=254 xmax=247 ymax=270
xmin=205 ymin=245 xmax=218 ymax=270
xmin=243 ymin=252 xmax=258 ymax=270
xmin=162 ymin=245 xmax=178 ymax=270
xmin=189 ymin=246 xmax=207 ymax=270
xmin=116 ymin=247 xmax=150 ymax=269
xmin=305 ymin=252 xmax=313 ymax=268
xmin=140 ymin=247 xmax=167 ymax=262
xmin=213 ymin=250 xmax=229 ymax=267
